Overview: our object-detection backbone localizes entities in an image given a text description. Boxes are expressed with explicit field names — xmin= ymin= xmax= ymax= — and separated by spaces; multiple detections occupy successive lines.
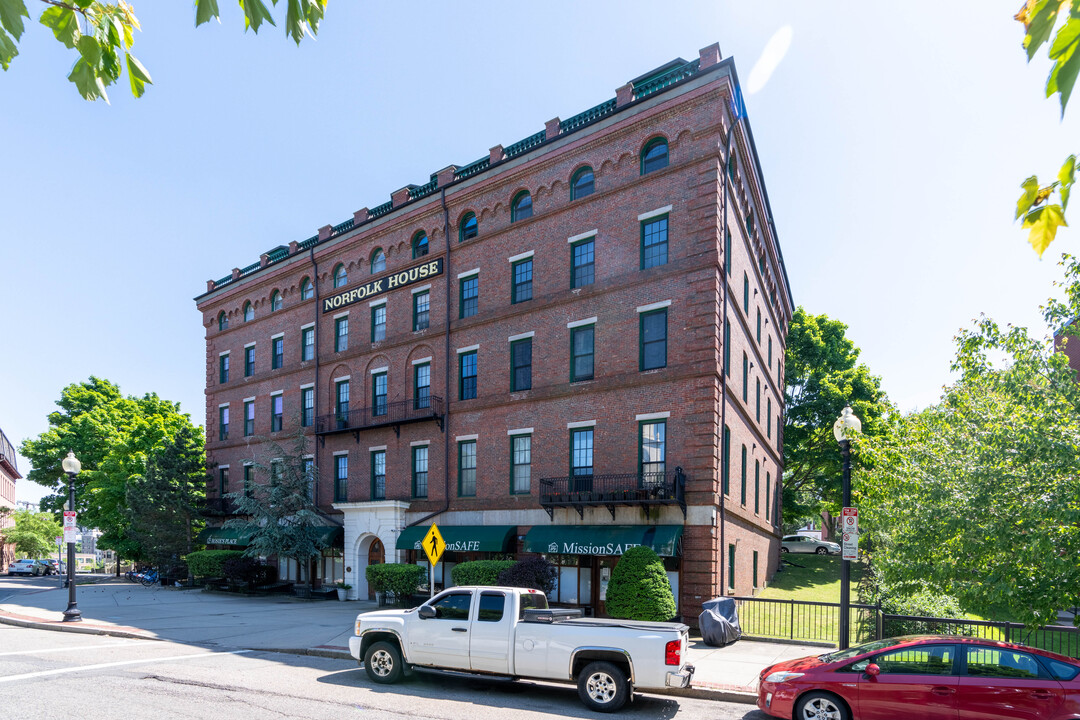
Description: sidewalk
xmin=0 ymin=578 xmax=827 ymax=704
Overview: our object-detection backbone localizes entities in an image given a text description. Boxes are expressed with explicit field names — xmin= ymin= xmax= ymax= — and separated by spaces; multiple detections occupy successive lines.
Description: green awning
xmin=524 ymin=525 xmax=683 ymax=557
xmin=396 ymin=525 xmax=516 ymax=552
xmin=197 ymin=527 xmax=255 ymax=547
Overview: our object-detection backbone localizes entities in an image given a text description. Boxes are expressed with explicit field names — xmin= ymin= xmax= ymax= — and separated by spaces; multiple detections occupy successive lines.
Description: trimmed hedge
xmin=450 ymin=560 xmax=515 ymax=587
xmin=497 ymin=556 xmax=557 ymax=595
xmin=604 ymin=546 xmax=677 ymax=621
xmin=367 ymin=563 xmax=425 ymax=600
xmin=185 ymin=550 xmax=244 ymax=578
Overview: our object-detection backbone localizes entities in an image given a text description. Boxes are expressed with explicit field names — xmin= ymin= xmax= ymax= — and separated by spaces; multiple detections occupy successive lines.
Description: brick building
xmin=195 ymin=43 xmax=793 ymax=620
xmin=1 ymin=427 xmax=21 ymax=572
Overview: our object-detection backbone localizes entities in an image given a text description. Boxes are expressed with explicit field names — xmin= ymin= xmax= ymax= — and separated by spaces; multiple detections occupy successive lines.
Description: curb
xmin=649 ymin=686 xmax=758 ymax=704
xmin=0 ymin=612 xmax=160 ymax=641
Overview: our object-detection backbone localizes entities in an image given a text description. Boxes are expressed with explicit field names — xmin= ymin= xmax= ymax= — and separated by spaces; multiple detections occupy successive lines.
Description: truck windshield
xmin=518 ymin=592 xmax=548 ymax=619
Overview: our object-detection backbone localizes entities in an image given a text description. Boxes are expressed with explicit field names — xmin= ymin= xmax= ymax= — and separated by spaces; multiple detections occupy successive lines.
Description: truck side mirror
xmin=418 ymin=605 xmax=436 ymax=619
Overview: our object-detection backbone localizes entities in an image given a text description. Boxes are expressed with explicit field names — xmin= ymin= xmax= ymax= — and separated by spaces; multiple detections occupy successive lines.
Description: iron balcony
xmin=538 ymin=468 xmax=687 ymax=519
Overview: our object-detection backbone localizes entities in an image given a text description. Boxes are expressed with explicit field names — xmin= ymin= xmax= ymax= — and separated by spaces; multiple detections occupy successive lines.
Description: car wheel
xmin=816 ymin=547 xmax=828 ymax=555
xmin=577 ymin=660 xmax=630 ymax=712
xmin=780 ymin=547 xmax=789 ymax=553
xmin=796 ymin=691 xmax=850 ymax=720
xmin=364 ymin=641 xmax=404 ymax=684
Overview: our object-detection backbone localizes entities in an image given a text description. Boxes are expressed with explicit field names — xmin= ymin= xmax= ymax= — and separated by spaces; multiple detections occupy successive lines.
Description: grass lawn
xmin=757 ymin=553 xmax=865 ymax=603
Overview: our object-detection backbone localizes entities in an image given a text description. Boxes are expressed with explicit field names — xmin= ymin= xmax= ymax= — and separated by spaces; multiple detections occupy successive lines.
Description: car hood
xmin=762 ymin=654 xmax=828 ymax=677
xmin=357 ymin=608 xmax=413 ymax=623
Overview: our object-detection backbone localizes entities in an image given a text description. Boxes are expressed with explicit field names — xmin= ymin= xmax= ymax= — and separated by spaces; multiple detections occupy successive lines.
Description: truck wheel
xmin=364 ymin=641 xmax=404 ymax=684
xmin=577 ymin=661 xmax=629 ymax=712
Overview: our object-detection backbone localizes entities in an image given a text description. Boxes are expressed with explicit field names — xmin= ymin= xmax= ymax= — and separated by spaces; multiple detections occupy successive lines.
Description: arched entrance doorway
xmin=367 ymin=538 xmax=384 ymax=600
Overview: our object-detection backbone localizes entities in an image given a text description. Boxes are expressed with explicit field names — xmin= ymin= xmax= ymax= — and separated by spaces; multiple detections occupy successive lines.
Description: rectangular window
xmin=724 ymin=322 xmax=731 ymax=378
xmin=334 ymin=455 xmax=347 ymax=502
xmin=219 ymin=406 xmax=229 ymax=441
xmin=756 ymin=379 xmax=761 ymax=422
xmin=570 ymin=325 xmax=594 ymax=382
xmin=244 ymin=346 xmax=255 ymax=377
xmin=511 ymin=338 xmax=532 ymax=391
xmin=512 ymin=258 xmax=533 ymax=304
xmin=459 ymin=351 xmax=477 ymax=400
xmin=640 ymin=420 xmax=666 ymax=487
xmin=740 ymin=444 xmax=747 ymax=505
xmin=219 ymin=354 xmax=229 ymax=383
xmin=412 ymin=446 xmax=428 ymax=498
xmin=371 ymin=450 xmax=386 ymax=500
xmin=768 ymin=336 xmax=773 ymax=369
xmin=640 ymin=309 xmax=667 ymax=371
xmin=244 ymin=400 xmax=254 ymax=436
xmin=743 ymin=273 xmax=750 ymax=312
xmin=754 ymin=460 xmax=760 ymax=514
xmin=571 ymin=237 xmax=595 ymax=287
xmin=302 ymin=458 xmax=314 ymax=500
xmin=336 ymin=380 xmax=350 ymax=427
xmin=335 ymin=317 xmax=348 ymax=352
xmin=301 ymin=327 xmax=314 ymax=361
xmin=371 ymin=305 xmax=386 ymax=342
xmin=460 ymin=276 xmax=478 ymax=319
xmin=724 ymin=228 xmax=732 ymax=277
xmin=272 ymin=337 xmax=283 ymax=369
xmin=641 ymin=215 xmax=668 ymax=269
xmin=722 ymin=425 xmax=730 ymax=496
xmin=767 ymin=398 xmax=773 ymax=438
xmin=414 ymin=363 xmax=431 ymax=410
xmin=301 ymin=387 xmax=314 ymax=427
xmin=372 ymin=372 xmax=387 ymax=417
xmin=753 ymin=551 xmax=759 ymax=589
xmin=511 ymin=434 xmax=531 ymax=494
xmin=742 ymin=352 xmax=749 ymax=402
xmin=413 ymin=291 xmax=430 ymax=331
xmin=728 ymin=544 xmax=736 ymax=590
xmin=766 ymin=472 xmax=771 ymax=521
xmin=271 ymin=394 xmax=283 ymax=432
xmin=243 ymin=465 xmax=254 ymax=497
xmin=756 ymin=308 xmax=761 ymax=343
xmin=218 ymin=467 xmax=229 ymax=496
xmin=571 ymin=428 xmax=593 ymax=491
xmin=458 ymin=440 xmax=476 ymax=496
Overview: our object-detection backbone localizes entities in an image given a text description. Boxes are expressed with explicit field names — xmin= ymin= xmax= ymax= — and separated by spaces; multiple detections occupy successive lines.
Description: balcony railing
xmin=315 ymin=395 xmax=445 ymax=440
xmin=539 ymin=468 xmax=687 ymax=520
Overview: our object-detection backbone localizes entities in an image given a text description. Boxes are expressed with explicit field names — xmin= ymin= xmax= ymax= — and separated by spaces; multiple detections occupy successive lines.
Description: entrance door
xmin=593 ymin=558 xmax=617 ymax=617
xmin=367 ymin=538 xmax=384 ymax=600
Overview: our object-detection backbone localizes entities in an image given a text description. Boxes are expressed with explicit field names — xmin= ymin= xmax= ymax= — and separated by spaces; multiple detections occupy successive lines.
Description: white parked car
xmin=350 ymin=586 xmax=694 ymax=712
xmin=7 ymin=559 xmax=47 ymax=575
xmin=781 ymin=535 xmax=840 ymax=555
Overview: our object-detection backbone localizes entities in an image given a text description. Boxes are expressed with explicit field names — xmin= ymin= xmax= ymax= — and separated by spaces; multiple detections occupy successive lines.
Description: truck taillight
xmin=665 ymin=640 xmax=681 ymax=666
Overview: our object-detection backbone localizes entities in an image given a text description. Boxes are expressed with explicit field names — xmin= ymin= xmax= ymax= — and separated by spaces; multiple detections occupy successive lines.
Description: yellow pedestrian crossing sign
xmin=422 ymin=524 xmax=445 ymax=566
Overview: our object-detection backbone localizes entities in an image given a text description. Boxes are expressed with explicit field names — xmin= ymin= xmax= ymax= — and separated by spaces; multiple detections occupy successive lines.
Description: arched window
xmin=459 ymin=212 xmax=478 ymax=242
xmin=511 ymin=191 xmax=532 ymax=222
xmin=370 ymin=248 xmax=386 ymax=274
xmin=300 ymin=277 xmax=314 ymax=300
xmin=412 ymin=232 xmax=429 ymax=259
xmin=641 ymin=137 xmax=669 ymax=175
xmin=333 ymin=263 xmax=347 ymax=288
xmin=243 ymin=302 xmax=254 ymax=322
xmin=218 ymin=312 xmax=228 ymax=331
xmin=270 ymin=290 xmax=282 ymax=312
xmin=571 ymin=167 xmax=594 ymax=200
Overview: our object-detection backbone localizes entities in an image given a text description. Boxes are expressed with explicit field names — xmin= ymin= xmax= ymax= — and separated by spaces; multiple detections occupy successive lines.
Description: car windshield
xmin=819 ymin=638 xmax=907 ymax=663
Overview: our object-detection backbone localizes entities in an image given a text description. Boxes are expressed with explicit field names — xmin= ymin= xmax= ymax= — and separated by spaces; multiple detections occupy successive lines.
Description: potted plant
xmin=335 ymin=582 xmax=352 ymax=601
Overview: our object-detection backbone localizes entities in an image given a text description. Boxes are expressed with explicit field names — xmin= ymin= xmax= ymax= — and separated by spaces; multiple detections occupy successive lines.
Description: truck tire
xmin=364 ymin=641 xmax=404 ymax=684
xmin=577 ymin=660 xmax=630 ymax=712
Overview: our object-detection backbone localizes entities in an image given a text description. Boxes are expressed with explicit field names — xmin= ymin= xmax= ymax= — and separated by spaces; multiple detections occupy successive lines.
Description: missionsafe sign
xmin=321 ymin=257 xmax=443 ymax=313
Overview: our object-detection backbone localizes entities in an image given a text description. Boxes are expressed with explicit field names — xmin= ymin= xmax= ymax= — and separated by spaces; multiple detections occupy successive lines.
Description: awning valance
xmin=524 ymin=525 xmax=683 ymax=557
xmin=396 ymin=525 xmax=516 ymax=552
xmin=197 ymin=524 xmax=343 ymax=548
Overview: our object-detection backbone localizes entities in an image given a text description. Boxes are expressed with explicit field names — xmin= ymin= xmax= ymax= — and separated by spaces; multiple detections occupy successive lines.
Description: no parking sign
xmin=841 ymin=507 xmax=858 ymax=560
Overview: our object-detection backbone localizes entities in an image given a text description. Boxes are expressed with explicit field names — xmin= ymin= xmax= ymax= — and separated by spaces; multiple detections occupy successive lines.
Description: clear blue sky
xmin=3 ymin=2 xmax=1075 ymax=503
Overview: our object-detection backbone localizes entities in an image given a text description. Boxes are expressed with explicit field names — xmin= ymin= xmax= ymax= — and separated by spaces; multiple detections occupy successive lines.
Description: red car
xmin=758 ymin=635 xmax=1080 ymax=720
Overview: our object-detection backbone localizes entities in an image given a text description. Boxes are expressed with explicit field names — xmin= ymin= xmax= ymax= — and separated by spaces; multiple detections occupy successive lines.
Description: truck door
xmin=408 ymin=590 xmax=473 ymax=668
xmin=469 ymin=590 xmax=511 ymax=674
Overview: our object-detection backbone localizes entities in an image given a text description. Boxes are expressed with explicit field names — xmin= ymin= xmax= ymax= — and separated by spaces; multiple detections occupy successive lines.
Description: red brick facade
xmin=195 ymin=45 xmax=793 ymax=621
xmin=0 ymin=428 xmax=21 ymax=572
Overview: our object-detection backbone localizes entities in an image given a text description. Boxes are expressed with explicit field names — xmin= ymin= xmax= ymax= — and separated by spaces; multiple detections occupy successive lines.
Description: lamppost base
xmin=62 ymin=606 xmax=82 ymax=622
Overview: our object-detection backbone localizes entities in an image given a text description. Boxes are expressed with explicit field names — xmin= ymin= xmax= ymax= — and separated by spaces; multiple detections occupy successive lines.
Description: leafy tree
xmin=604 ymin=546 xmax=677 ymax=622
xmin=1 ymin=510 xmax=62 ymax=558
xmin=20 ymin=376 xmax=202 ymax=563
xmin=497 ymin=556 xmax=557 ymax=596
xmin=126 ymin=424 xmax=207 ymax=580
xmin=0 ymin=0 xmax=328 ymax=103
xmin=1014 ymin=1 xmax=1079 ymax=255
xmin=783 ymin=307 xmax=889 ymax=526
xmin=224 ymin=424 xmax=330 ymax=587
xmin=859 ymin=255 xmax=1080 ymax=627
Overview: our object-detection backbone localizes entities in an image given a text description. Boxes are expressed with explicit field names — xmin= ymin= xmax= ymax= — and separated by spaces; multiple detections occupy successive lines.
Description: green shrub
xmin=605 ymin=546 xmax=677 ymax=621
xmin=450 ymin=560 xmax=515 ymax=587
xmin=184 ymin=550 xmax=243 ymax=578
xmin=497 ymin=556 xmax=557 ymax=595
xmin=383 ymin=564 xmax=425 ymax=603
xmin=366 ymin=563 xmax=390 ymax=593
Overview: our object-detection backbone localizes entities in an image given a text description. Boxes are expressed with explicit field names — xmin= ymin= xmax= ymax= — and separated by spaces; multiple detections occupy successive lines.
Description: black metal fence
xmin=731 ymin=597 xmax=1080 ymax=659
xmin=315 ymin=395 xmax=444 ymax=434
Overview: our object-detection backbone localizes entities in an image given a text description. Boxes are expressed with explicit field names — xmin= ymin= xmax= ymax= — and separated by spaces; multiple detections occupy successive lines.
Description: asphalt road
xmin=0 ymin=625 xmax=771 ymax=720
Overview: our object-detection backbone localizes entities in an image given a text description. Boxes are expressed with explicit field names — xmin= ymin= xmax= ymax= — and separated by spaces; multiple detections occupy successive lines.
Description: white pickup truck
xmin=348 ymin=586 xmax=694 ymax=712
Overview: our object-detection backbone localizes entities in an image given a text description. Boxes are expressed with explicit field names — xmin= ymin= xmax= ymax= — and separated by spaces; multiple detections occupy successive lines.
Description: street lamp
xmin=832 ymin=406 xmax=861 ymax=650
xmin=60 ymin=451 xmax=82 ymax=622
